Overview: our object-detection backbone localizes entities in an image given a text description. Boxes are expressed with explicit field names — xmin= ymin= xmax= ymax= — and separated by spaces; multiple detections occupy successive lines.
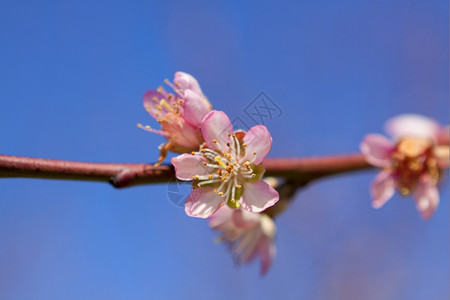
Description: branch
xmin=0 ymin=153 xmax=372 ymax=188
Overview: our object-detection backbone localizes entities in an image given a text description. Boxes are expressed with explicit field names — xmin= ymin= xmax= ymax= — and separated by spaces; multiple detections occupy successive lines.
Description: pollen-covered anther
xmin=193 ymin=175 xmax=200 ymax=180
xmin=253 ymin=151 xmax=257 ymax=156
xmin=236 ymin=184 xmax=242 ymax=189
xmin=242 ymin=143 xmax=247 ymax=147
xmin=208 ymin=174 xmax=213 ymax=179
xmin=251 ymin=174 xmax=256 ymax=178
xmin=191 ymin=152 xmax=195 ymax=155
xmin=203 ymin=162 xmax=208 ymax=166
xmin=218 ymin=192 xmax=224 ymax=196
xmin=213 ymin=189 xmax=217 ymax=193
xmin=215 ymin=156 xmax=227 ymax=168
xmin=213 ymin=139 xmax=218 ymax=144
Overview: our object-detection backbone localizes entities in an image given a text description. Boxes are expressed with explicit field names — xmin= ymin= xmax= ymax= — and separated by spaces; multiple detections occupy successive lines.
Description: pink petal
xmin=258 ymin=238 xmax=276 ymax=276
xmin=436 ymin=125 xmax=449 ymax=145
xmin=243 ymin=125 xmax=273 ymax=165
xmin=240 ymin=181 xmax=279 ymax=213
xmin=171 ymin=154 xmax=209 ymax=180
xmin=185 ymin=187 xmax=223 ymax=218
xmin=232 ymin=209 xmax=260 ymax=229
xmin=183 ymin=89 xmax=212 ymax=128
xmin=201 ymin=110 xmax=233 ymax=152
xmin=142 ymin=89 xmax=168 ymax=119
xmin=360 ymin=134 xmax=394 ymax=168
xmin=414 ymin=175 xmax=439 ymax=220
xmin=208 ymin=205 xmax=234 ymax=230
xmin=174 ymin=71 xmax=204 ymax=96
xmin=370 ymin=170 xmax=396 ymax=209
xmin=385 ymin=114 xmax=441 ymax=141
xmin=159 ymin=113 xmax=202 ymax=149
xmin=433 ymin=145 xmax=450 ymax=168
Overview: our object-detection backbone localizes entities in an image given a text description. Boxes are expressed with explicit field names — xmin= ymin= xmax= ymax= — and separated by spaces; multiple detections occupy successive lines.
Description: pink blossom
xmin=208 ymin=205 xmax=276 ymax=275
xmin=139 ymin=72 xmax=212 ymax=164
xmin=360 ymin=114 xmax=449 ymax=219
xmin=171 ymin=110 xmax=279 ymax=218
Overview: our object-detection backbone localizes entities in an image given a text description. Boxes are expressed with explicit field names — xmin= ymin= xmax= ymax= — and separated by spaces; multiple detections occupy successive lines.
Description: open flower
xmin=208 ymin=205 xmax=276 ymax=275
xmin=138 ymin=72 xmax=212 ymax=164
xmin=171 ymin=110 xmax=279 ymax=218
xmin=360 ymin=114 xmax=449 ymax=219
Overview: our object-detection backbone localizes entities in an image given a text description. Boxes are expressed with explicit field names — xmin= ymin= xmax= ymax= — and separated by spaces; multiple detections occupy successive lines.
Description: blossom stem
xmin=0 ymin=153 xmax=371 ymax=188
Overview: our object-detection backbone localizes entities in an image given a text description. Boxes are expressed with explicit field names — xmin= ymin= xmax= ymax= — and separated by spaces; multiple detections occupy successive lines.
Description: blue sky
xmin=0 ymin=0 xmax=448 ymax=299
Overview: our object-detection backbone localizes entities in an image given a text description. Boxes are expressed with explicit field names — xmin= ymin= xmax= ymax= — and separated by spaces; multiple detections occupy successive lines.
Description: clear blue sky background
xmin=0 ymin=0 xmax=448 ymax=299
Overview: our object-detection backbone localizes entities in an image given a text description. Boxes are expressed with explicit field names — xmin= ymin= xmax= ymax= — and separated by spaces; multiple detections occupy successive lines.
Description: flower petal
xmin=174 ymin=71 xmax=204 ymax=97
xmin=360 ymin=134 xmax=394 ymax=168
xmin=436 ymin=125 xmax=450 ymax=145
xmin=201 ymin=110 xmax=233 ymax=152
xmin=208 ymin=205 xmax=235 ymax=230
xmin=370 ymin=170 xmax=396 ymax=209
xmin=142 ymin=89 xmax=168 ymax=119
xmin=243 ymin=125 xmax=273 ymax=165
xmin=185 ymin=187 xmax=223 ymax=218
xmin=159 ymin=113 xmax=202 ymax=149
xmin=385 ymin=114 xmax=441 ymax=141
xmin=433 ymin=145 xmax=450 ymax=168
xmin=414 ymin=175 xmax=439 ymax=220
xmin=183 ymin=89 xmax=212 ymax=128
xmin=232 ymin=209 xmax=260 ymax=229
xmin=258 ymin=237 xmax=276 ymax=276
xmin=171 ymin=154 xmax=209 ymax=180
xmin=240 ymin=181 xmax=279 ymax=213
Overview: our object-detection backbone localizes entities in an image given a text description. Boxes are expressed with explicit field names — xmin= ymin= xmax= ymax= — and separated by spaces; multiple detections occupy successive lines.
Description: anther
xmin=236 ymin=185 xmax=242 ymax=189
xmin=218 ymin=192 xmax=224 ymax=196
xmin=242 ymin=143 xmax=247 ymax=147
xmin=215 ymin=156 xmax=227 ymax=168
xmin=213 ymin=139 xmax=218 ymax=144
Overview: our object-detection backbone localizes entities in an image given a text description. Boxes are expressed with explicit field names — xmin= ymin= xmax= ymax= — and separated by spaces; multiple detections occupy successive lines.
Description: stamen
xmin=215 ymin=156 xmax=227 ymax=169
xmin=159 ymin=99 xmax=175 ymax=113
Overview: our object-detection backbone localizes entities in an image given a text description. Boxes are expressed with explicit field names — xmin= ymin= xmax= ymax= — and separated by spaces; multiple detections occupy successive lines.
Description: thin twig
xmin=0 ymin=153 xmax=372 ymax=188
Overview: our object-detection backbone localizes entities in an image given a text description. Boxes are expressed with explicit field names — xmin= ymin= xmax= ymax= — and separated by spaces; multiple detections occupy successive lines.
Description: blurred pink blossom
xmin=361 ymin=114 xmax=449 ymax=219
xmin=208 ymin=205 xmax=276 ymax=275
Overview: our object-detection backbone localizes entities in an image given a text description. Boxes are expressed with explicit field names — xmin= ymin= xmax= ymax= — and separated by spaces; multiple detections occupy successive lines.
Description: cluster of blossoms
xmin=141 ymin=73 xmax=449 ymax=274
xmin=361 ymin=114 xmax=449 ymax=219
xmin=141 ymin=72 xmax=279 ymax=274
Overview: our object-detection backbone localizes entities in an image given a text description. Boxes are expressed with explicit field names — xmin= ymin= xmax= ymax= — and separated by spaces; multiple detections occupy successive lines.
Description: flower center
xmin=391 ymin=137 xmax=439 ymax=195
xmin=191 ymin=133 xmax=259 ymax=209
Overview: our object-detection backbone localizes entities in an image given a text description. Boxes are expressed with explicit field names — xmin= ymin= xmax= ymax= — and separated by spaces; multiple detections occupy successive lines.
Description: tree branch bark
xmin=0 ymin=153 xmax=372 ymax=188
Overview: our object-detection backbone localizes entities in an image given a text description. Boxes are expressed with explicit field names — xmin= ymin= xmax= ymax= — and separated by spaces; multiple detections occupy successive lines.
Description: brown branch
xmin=0 ymin=153 xmax=372 ymax=188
